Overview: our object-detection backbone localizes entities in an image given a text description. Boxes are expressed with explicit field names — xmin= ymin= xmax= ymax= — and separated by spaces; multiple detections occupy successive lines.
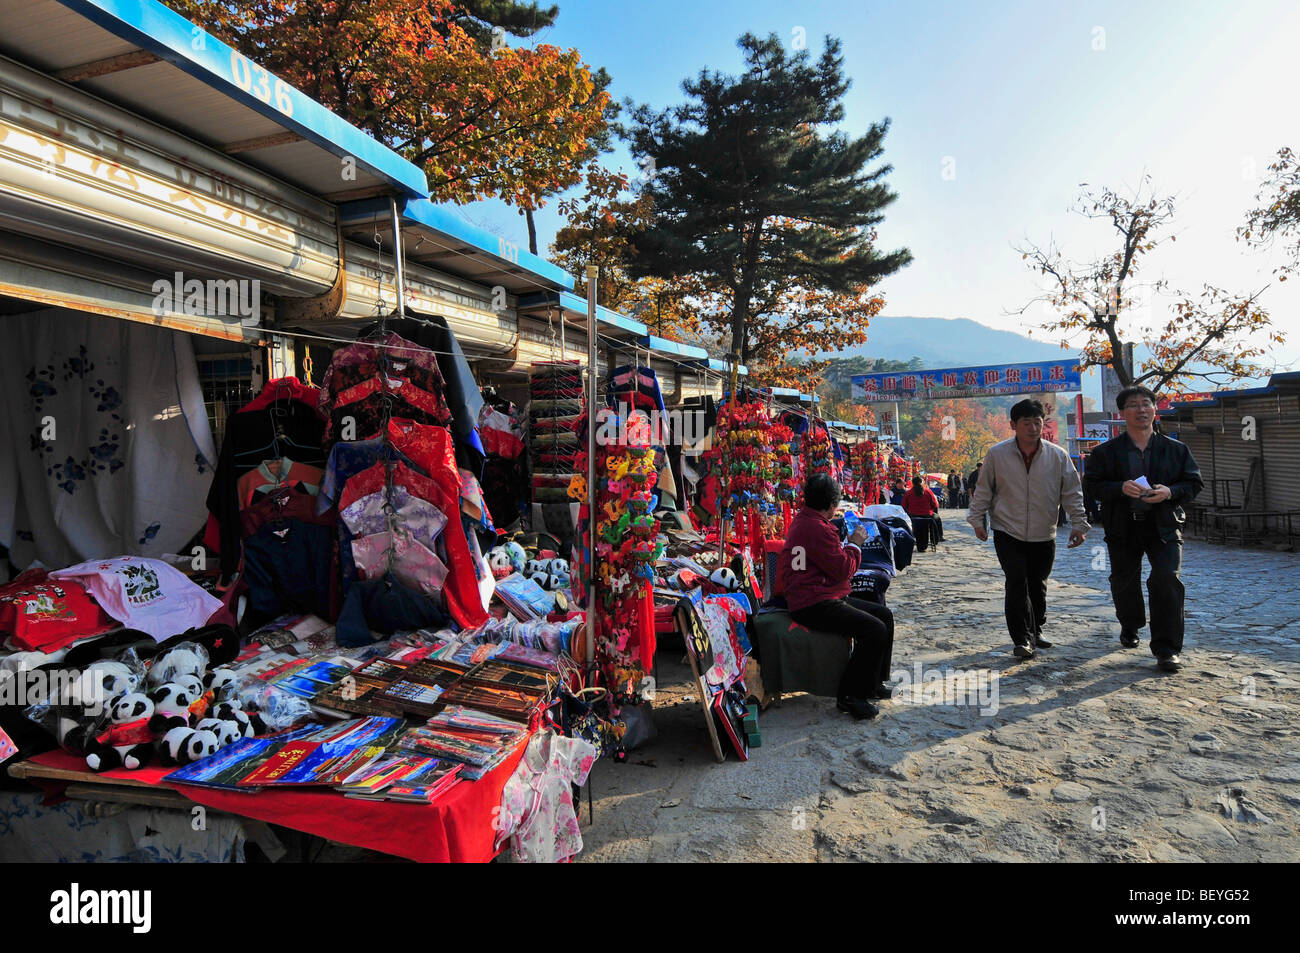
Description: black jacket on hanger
xmin=206 ymin=398 xmax=327 ymax=579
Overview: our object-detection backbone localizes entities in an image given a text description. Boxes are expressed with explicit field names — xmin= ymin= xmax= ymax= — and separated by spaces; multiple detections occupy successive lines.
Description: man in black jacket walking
xmin=1084 ymin=386 xmax=1204 ymax=671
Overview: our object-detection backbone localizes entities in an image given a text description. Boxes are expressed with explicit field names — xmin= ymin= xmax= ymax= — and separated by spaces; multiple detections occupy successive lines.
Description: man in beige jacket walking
xmin=968 ymin=399 xmax=1090 ymax=659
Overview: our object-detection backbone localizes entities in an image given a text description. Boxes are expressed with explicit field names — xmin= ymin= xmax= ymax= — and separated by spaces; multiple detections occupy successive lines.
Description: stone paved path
xmin=579 ymin=511 xmax=1300 ymax=862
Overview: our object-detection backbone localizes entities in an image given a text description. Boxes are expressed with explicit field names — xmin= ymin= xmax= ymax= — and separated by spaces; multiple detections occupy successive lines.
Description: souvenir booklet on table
xmin=164 ymin=723 xmax=323 ymax=791
xmin=237 ymin=717 xmax=405 ymax=786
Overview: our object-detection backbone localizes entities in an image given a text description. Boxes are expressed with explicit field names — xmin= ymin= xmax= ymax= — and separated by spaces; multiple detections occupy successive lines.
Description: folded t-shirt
xmin=50 ymin=557 xmax=222 ymax=642
xmin=0 ymin=569 xmax=118 ymax=652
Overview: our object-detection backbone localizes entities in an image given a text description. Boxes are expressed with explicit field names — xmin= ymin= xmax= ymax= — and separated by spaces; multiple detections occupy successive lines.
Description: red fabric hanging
xmin=386 ymin=418 xmax=489 ymax=628
xmin=239 ymin=377 xmax=322 ymax=415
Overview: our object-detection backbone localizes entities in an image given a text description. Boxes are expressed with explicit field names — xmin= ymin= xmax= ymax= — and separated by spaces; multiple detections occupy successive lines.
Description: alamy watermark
xmin=151 ymin=271 xmax=260 ymax=324
xmin=594 ymin=404 xmax=706 ymax=447
xmin=1 ymin=668 xmax=110 ymax=715
xmin=891 ymin=662 xmax=999 ymax=716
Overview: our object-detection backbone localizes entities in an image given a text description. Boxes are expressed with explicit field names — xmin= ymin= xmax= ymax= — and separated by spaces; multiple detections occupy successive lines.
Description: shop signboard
xmin=851 ymin=359 xmax=1082 ymax=402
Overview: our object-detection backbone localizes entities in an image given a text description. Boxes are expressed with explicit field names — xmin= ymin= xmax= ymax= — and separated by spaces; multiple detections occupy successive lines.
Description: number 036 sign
xmin=229 ymin=51 xmax=295 ymax=117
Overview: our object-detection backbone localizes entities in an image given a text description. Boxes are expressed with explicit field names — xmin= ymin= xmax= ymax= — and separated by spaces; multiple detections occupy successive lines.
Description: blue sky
xmin=452 ymin=0 xmax=1300 ymax=375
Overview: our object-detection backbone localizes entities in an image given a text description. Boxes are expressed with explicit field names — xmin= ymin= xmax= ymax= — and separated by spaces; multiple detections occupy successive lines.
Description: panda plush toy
xmin=212 ymin=701 xmax=260 ymax=737
xmin=147 ymin=684 xmax=194 ymax=734
xmin=147 ymin=645 xmax=207 ymax=689
xmin=159 ymin=726 xmax=219 ymax=766
xmin=194 ymin=717 xmax=243 ymax=750
xmin=204 ymin=668 xmax=237 ymax=699
xmin=84 ymin=692 xmax=156 ymax=772
xmin=74 ymin=660 xmax=139 ymax=713
xmin=708 ymin=567 xmax=741 ymax=592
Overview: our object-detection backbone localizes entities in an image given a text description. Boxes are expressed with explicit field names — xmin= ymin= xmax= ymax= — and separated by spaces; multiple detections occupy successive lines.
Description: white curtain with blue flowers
xmin=0 ymin=308 xmax=217 ymax=570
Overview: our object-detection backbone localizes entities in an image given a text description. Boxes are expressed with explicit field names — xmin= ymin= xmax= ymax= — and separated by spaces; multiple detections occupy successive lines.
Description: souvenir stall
xmin=2 ymin=318 xmax=601 ymax=863
xmin=1 ymin=0 xmax=786 ymax=860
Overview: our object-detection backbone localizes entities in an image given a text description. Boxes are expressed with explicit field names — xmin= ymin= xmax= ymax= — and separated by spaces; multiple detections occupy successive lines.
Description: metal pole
xmin=389 ymin=197 xmax=405 ymax=318
xmin=585 ymin=265 xmax=599 ymax=677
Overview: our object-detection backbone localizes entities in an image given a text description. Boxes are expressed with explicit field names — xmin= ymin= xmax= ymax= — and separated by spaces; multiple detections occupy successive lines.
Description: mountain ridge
xmin=809 ymin=315 xmax=1080 ymax=367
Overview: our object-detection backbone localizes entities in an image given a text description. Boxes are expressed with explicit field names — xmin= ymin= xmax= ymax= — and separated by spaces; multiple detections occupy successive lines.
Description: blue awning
xmin=636 ymin=334 xmax=709 ymax=361
xmin=35 ymin=0 xmax=429 ymax=199
xmin=340 ymin=199 xmax=574 ymax=295
xmin=516 ymin=290 xmax=647 ymax=340
xmin=695 ymin=357 xmax=748 ymax=378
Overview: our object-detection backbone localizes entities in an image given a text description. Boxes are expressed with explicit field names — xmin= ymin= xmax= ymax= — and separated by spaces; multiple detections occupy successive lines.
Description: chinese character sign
xmin=850 ymin=360 xmax=1082 ymax=402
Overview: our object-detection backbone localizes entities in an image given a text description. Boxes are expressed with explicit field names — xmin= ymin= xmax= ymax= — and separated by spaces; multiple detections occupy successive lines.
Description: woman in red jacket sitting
xmin=775 ymin=473 xmax=896 ymax=720
xmin=902 ymin=476 xmax=941 ymax=552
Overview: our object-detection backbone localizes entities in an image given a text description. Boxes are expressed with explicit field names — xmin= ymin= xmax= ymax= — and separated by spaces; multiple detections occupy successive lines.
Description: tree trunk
xmin=525 ymin=208 xmax=538 ymax=256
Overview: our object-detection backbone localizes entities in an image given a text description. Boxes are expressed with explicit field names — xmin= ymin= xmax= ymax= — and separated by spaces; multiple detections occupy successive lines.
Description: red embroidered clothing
xmin=775 ymin=507 xmax=862 ymax=612
xmin=339 ymin=422 xmax=487 ymax=629
xmin=238 ymin=377 xmax=321 ymax=415
xmin=339 ymin=462 xmax=443 ymax=515
xmin=319 ymin=333 xmax=446 ymax=412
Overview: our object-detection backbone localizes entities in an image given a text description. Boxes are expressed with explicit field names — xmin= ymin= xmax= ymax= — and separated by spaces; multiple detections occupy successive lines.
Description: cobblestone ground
xmin=579 ymin=510 xmax=1300 ymax=863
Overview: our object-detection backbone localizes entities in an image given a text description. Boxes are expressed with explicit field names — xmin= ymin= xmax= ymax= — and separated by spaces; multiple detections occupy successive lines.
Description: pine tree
xmin=622 ymin=33 xmax=911 ymax=368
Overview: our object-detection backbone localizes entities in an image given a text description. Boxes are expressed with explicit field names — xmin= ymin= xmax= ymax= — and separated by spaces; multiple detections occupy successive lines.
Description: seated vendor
xmin=776 ymin=473 xmax=896 ymax=720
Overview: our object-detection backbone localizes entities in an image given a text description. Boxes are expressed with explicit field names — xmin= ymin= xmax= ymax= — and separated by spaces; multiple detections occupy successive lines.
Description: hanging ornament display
xmin=569 ymin=406 xmax=662 ymax=703
xmin=800 ymin=420 xmax=834 ymax=504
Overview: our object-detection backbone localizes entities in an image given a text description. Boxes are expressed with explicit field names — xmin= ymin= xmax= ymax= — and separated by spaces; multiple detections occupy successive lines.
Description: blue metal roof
xmin=516 ymin=290 xmax=648 ymax=338
xmin=340 ymin=199 xmax=574 ymax=294
xmin=695 ymin=357 xmax=748 ymax=378
xmin=637 ymin=334 xmax=709 ymax=361
xmin=61 ymin=0 xmax=429 ymax=198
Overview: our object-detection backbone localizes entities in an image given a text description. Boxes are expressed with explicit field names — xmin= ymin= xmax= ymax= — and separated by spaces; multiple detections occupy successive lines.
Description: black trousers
xmin=992 ymin=531 xmax=1056 ymax=646
xmin=790 ymin=596 xmax=895 ymax=699
xmin=1106 ymin=521 xmax=1185 ymax=657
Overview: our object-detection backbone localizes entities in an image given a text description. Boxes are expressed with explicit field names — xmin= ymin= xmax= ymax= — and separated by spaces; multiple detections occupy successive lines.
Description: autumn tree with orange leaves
xmin=550 ymin=172 xmax=705 ymax=343
xmin=167 ymin=0 xmax=610 ymax=212
xmin=1013 ymin=175 xmax=1284 ymax=398
xmin=906 ymin=400 xmax=1007 ymax=477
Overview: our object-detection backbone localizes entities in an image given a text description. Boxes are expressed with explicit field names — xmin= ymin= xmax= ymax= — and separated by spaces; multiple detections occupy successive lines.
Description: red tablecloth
xmin=28 ymin=738 xmax=530 ymax=863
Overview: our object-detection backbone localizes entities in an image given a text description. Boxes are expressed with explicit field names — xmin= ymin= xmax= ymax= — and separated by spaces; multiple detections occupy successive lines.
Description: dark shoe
xmin=1013 ymin=643 xmax=1036 ymax=659
xmin=1157 ymin=654 xmax=1182 ymax=672
xmin=837 ymin=696 xmax=880 ymax=720
xmin=1033 ymin=635 xmax=1053 ymax=649
xmin=1120 ymin=630 xmax=1140 ymax=648
xmin=870 ymin=683 xmax=893 ymax=700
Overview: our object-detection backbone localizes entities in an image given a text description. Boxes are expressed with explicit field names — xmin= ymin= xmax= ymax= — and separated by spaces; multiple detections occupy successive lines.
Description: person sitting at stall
xmin=888 ymin=479 xmax=906 ymax=506
xmin=776 ymin=473 xmax=896 ymax=721
xmin=902 ymin=475 xmax=941 ymax=552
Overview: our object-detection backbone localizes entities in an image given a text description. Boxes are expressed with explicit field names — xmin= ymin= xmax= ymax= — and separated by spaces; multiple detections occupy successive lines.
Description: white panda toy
xmin=709 ymin=567 xmax=740 ymax=591
xmin=174 ymin=673 xmax=205 ymax=701
xmin=211 ymin=720 xmax=244 ymax=749
xmin=486 ymin=546 xmax=515 ymax=580
xmin=212 ymin=701 xmax=260 ymax=737
xmin=548 ymin=569 xmax=571 ymax=591
xmin=184 ymin=729 xmax=219 ymax=764
xmin=195 ymin=717 xmax=241 ymax=750
xmin=205 ymin=668 xmax=237 ymax=699
xmin=84 ymin=692 xmax=155 ymax=772
xmin=529 ymin=571 xmax=551 ymax=590
xmin=147 ymin=683 xmax=194 ymax=734
xmin=148 ymin=644 xmax=207 ymax=689
xmin=549 ymin=558 xmax=569 ymax=577
xmin=526 ymin=558 xmax=549 ymax=578
xmin=75 ymin=661 xmax=138 ymax=713
xmin=159 ymin=726 xmax=219 ymax=766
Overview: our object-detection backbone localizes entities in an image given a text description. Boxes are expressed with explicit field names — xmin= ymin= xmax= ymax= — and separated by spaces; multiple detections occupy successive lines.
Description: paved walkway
xmin=579 ymin=511 xmax=1300 ymax=862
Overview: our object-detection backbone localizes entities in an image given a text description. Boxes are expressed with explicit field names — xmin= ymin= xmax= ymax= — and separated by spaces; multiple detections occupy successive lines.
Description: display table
xmin=11 ymin=739 xmax=530 ymax=863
